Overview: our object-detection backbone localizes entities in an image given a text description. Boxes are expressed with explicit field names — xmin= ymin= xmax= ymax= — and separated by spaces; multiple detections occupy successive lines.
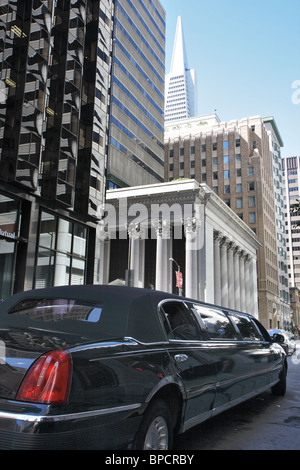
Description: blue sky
xmin=160 ymin=0 xmax=300 ymax=156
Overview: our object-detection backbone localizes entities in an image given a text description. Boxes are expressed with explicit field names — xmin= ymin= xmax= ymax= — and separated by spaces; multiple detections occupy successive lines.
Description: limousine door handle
xmin=174 ymin=354 xmax=189 ymax=363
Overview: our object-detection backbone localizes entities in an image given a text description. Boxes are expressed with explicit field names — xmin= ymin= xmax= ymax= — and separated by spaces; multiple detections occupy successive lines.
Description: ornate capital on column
xmin=152 ymin=219 xmax=170 ymax=239
xmin=233 ymin=245 xmax=241 ymax=257
xmin=128 ymin=222 xmax=142 ymax=240
xmin=213 ymin=231 xmax=223 ymax=244
xmin=220 ymin=236 xmax=229 ymax=248
xmin=227 ymin=240 xmax=235 ymax=252
xmin=183 ymin=217 xmax=200 ymax=235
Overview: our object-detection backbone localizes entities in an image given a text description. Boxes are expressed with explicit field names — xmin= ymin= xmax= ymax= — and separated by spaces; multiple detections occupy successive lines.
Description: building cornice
xmin=263 ymin=116 xmax=284 ymax=147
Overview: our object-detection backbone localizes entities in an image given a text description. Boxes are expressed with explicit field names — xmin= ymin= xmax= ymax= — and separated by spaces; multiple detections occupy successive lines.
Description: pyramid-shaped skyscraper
xmin=165 ymin=16 xmax=198 ymax=123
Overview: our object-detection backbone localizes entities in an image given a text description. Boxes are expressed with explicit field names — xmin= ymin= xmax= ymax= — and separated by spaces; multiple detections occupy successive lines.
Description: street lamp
xmin=169 ymin=257 xmax=183 ymax=296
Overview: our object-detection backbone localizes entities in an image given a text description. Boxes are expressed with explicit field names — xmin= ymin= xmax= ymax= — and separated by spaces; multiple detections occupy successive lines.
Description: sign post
xmin=169 ymin=258 xmax=183 ymax=296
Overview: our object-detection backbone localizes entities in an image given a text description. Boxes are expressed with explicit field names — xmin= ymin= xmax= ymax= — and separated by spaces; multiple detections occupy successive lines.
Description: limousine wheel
xmin=134 ymin=399 xmax=173 ymax=450
xmin=271 ymin=363 xmax=287 ymax=396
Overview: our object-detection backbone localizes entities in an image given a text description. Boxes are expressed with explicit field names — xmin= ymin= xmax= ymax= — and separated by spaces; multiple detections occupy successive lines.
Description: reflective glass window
xmin=230 ymin=313 xmax=262 ymax=341
xmin=35 ymin=211 xmax=88 ymax=289
xmin=192 ymin=305 xmax=237 ymax=340
xmin=160 ymin=301 xmax=201 ymax=341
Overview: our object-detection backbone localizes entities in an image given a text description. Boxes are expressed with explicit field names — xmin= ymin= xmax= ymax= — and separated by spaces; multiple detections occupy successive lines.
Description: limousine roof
xmin=0 ymin=285 xmax=181 ymax=343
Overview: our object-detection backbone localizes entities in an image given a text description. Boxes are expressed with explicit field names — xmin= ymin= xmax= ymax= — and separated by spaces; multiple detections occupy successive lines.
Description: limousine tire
xmin=133 ymin=399 xmax=173 ymax=450
xmin=271 ymin=363 xmax=287 ymax=396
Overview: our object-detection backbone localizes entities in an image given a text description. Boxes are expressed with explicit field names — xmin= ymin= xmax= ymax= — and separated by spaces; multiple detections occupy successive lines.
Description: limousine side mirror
xmin=272 ymin=333 xmax=285 ymax=343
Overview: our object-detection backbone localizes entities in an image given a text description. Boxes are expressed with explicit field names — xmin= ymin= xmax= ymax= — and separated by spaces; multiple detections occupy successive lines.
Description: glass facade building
xmin=0 ymin=0 xmax=166 ymax=300
xmin=107 ymin=0 xmax=165 ymax=188
xmin=0 ymin=0 xmax=114 ymax=299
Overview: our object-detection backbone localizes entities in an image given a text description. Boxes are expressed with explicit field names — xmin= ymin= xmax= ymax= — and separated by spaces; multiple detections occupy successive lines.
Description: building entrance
xmin=0 ymin=194 xmax=20 ymax=300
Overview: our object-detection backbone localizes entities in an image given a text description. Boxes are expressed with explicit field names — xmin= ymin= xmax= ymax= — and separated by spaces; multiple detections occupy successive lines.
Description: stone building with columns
xmin=165 ymin=114 xmax=287 ymax=329
xmin=97 ymin=179 xmax=261 ymax=317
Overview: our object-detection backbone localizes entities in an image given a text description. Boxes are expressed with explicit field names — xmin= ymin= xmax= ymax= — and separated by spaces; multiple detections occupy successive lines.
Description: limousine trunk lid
xmin=0 ymin=325 xmax=92 ymax=401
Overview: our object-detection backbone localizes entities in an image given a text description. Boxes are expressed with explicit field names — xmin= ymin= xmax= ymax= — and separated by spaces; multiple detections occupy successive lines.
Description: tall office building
xmin=263 ymin=117 xmax=290 ymax=329
xmin=0 ymin=0 xmax=165 ymax=300
xmin=283 ymin=156 xmax=300 ymax=289
xmin=282 ymin=156 xmax=300 ymax=331
xmin=0 ymin=0 xmax=114 ymax=300
xmin=107 ymin=0 xmax=165 ymax=188
xmin=164 ymin=16 xmax=197 ymax=124
xmin=164 ymin=114 xmax=285 ymax=329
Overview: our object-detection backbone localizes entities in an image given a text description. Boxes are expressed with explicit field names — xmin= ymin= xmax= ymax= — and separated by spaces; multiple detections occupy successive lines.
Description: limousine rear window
xmin=8 ymin=298 xmax=103 ymax=323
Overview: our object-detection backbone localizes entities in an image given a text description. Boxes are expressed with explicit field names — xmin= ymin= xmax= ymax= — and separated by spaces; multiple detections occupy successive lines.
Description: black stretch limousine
xmin=0 ymin=285 xmax=287 ymax=450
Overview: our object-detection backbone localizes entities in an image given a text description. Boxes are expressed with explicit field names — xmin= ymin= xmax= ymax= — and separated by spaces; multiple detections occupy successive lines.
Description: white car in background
xmin=268 ymin=329 xmax=297 ymax=356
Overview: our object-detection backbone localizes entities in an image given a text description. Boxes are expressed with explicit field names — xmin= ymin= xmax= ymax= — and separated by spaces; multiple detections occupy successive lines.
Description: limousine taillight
xmin=16 ymin=350 xmax=72 ymax=404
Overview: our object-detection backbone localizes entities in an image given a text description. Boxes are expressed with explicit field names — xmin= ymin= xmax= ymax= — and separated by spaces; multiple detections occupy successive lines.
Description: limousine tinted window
xmin=9 ymin=298 xmax=103 ymax=323
xmin=160 ymin=301 xmax=201 ymax=341
xmin=192 ymin=305 xmax=237 ymax=340
xmin=230 ymin=313 xmax=262 ymax=341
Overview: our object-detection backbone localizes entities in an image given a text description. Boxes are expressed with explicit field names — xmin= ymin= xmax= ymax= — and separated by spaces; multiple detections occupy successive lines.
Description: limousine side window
xmin=230 ymin=313 xmax=263 ymax=341
xmin=160 ymin=301 xmax=202 ymax=341
xmin=192 ymin=305 xmax=237 ymax=340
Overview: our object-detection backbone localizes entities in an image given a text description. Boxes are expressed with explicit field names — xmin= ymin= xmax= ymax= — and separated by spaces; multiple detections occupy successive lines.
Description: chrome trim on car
xmin=0 ymin=403 xmax=141 ymax=424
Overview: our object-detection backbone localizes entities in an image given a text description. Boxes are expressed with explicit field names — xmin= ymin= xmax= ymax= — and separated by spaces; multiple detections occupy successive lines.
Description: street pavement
xmin=174 ymin=341 xmax=300 ymax=450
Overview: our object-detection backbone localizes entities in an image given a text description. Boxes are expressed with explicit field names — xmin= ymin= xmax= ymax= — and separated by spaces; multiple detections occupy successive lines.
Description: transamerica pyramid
xmin=165 ymin=16 xmax=198 ymax=123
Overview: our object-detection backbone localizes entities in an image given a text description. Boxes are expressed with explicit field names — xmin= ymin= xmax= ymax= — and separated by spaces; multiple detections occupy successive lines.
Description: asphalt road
xmin=173 ymin=341 xmax=300 ymax=450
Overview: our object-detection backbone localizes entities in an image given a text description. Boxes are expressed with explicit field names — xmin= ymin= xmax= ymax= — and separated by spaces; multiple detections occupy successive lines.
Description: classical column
xmin=95 ymin=222 xmax=111 ymax=285
xmin=239 ymin=251 xmax=246 ymax=312
xmin=213 ymin=232 xmax=222 ymax=306
xmin=227 ymin=242 xmax=235 ymax=309
xmin=250 ymin=257 xmax=259 ymax=318
xmin=233 ymin=247 xmax=241 ymax=311
xmin=220 ymin=237 xmax=229 ymax=308
xmin=128 ymin=222 xmax=142 ymax=287
xmin=153 ymin=219 xmax=170 ymax=292
xmin=245 ymin=255 xmax=251 ymax=313
xmin=184 ymin=217 xmax=199 ymax=299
